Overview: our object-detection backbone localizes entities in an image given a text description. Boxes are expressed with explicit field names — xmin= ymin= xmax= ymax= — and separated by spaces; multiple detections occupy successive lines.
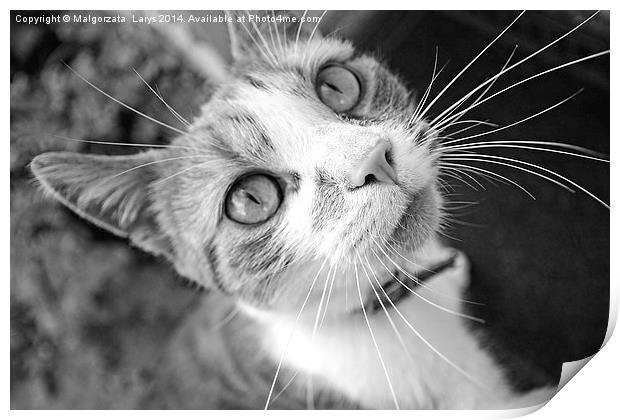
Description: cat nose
xmin=350 ymin=140 xmax=397 ymax=188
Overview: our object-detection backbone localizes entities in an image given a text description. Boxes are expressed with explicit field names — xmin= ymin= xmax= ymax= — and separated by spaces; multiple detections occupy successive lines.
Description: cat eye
xmin=316 ymin=65 xmax=361 ymax=113
xmin=225 ymin=174 xmax=282 ymax=225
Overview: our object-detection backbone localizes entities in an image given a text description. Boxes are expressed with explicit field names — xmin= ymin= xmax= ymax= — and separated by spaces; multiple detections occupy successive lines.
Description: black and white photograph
xmin=9 ymin=9 xmax=611 ymax=411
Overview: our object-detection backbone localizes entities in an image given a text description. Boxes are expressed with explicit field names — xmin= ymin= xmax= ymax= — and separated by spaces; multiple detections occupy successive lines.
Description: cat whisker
xmin=428 ymin=45 xmax=517 ymax=135
xmin=312 ymin=263 xmax=333 ymax=336
xmin=364 ymin=227 xmax=408 ymax=252
xmin=431 ymin=50 xmax=610 ymax=135
xmin=439 ymin=169 xmax=484 ymax=191
xmin=439 ymin=162 xmax=536 ymax=199
xmin=442 ymin=154 xmax=611 ymax=208
xmin=294 ymin=10 xmax=309 ymax=57
xmin=442 ymin=200 xmax=480 ymax=206
xmin=440 ymin=159 xmax=507 ymax=188
xmin=439 ymin=143 xmax=610 ymax=163
xmin=272 ymin=11 xmax=286 ymax=57
xmin=457 ymin=165 xmax=503 ymax=187
xmin=152 ymin=159 xmax=212 ymax=186
xmin=441 ymin=140 xmax=608 ymax=159
xmin=437 ymin=230 xmax=463 ymax=242
xmin=318 ymin=260 xmax=339 ymax=331
xmin=445 ymin=153 xmax=610 ymax=208
xmin=434 ymin=48 xmax=609 ymax=132
xmin=409 ymin=49 xmax=450 ymax=127
xmin=440 ymin=211 xmax=483 ymax=227
xmin=265 ymin=12 xmax=281 ymax=59
xmin=280 ymin=12 xmax=289 ymax=51
xmin=369 ymin=239 xmax=484 ymax=323
xmin=156 ymin=86 xmax=192 ymax=127
xmin=51 ymin=134 xmax=210 ymax=154
xmin=378 ymin=237 xmax=484 ymax=306
xmin=63 ymin=64 xmax=234 ymax=155
xmin=270 ymin=371 xmax=299 ymax=404
xmin=427 ymin=11 xmax=600 ymax=129
xmin=379 ymin=213 xmax=407 ymax=233
xmin=237 ymin=14 xmax=278 ymax=68
xmin=436 ymin=177 xmax=457 ymax=195
xmin=438 ymin=90 xmax=584 ymax=147
xmin=264 ymin=257 xmax=329 ymax=409
xmin=302 ymin=11 xmax=328 ymax=68
xmin=107 ymin=154 xmax=213 ymax=180
xmin=323 ymin=21 xmax=357 ymax=39
xmin=423 ymin=122 xmax=494 ymax=147
xmin=358 ymin=251 xmax=417 ymax=363
xmin=246 ymin=11 xmax=280 ymax=68
xmin=208 ymin=305 xmax=240 ymax=331
xmin=440 ymin=167 xmax=486 ymax=191
xmin=132 ymin=68 xmax=191 ymax=127
xmin=416 ymin=11 xmax=525 ymax=122
xmin=409 ymin=46 xmax=439 ymax=126
xmin=63 ymin=63 xmax=188 ymax=137
xmin=306 ymin=260 xmax=335 ymax=410
xmin=364 ymin=252 xmax=488 ymax=390
xmin=353 ymin=260 xmax=400 ymax=409
xmin=440 ymin=214 xmax=485 ymax=228
xmin=441 ymin=120 xmax=500 ymax=139
xmin=442 ymin=155 xmax=548 ymax=195
xmin=378 ymin=234 xmax=441 ymax=276
xmin=445 ymin=119 xmax=499 ymax=128
xmin=472 ymin=45 xmax=518 ymax=108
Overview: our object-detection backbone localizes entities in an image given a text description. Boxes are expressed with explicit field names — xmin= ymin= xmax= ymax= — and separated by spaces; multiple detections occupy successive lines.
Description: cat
xmin=29 ymin=10 xmax=607 ymax=409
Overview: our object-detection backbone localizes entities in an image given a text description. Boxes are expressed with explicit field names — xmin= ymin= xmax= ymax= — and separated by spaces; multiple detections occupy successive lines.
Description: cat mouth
xmin=360 ymin=251 xmax=458 ymax=313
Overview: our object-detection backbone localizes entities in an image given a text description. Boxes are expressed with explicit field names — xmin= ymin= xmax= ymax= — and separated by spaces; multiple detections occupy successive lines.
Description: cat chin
xmin=239 ymin=238 xmax=447 ymax=319
xmin=341 ymin=182 xmax=441 ymax=253
xmin=385 ymin=183 xmax=442 ymax=249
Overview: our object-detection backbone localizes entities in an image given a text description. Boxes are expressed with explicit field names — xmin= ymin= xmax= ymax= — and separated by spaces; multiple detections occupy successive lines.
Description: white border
xmin=5 ymin=3 xmax=617 ymax=418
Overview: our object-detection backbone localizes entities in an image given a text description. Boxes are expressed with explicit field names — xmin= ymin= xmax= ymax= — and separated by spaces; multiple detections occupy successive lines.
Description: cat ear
xmin=30 ymin=151 xmax=173 ymax=259
xmin=226 ymin=10 xmax=322 ymax=64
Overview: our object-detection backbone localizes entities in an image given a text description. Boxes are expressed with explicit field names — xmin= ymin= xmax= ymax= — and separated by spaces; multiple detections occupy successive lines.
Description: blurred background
xmin=10 ymin=10 xmax=609 ymax=408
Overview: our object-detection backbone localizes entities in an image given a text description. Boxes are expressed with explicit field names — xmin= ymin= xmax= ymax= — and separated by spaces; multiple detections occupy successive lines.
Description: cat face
xmin=31 ymin=12 xmax=442 ymax=313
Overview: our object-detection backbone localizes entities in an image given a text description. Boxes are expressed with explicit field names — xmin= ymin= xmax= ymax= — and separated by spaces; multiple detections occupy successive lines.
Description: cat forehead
xmin=199 ymin=46 xmax=400 ymax=129
xmin=214 ymin=36 xmax=382 ymax=105
xmin=234 ymin=36 xmax=358 ymax=75
xmin=182 ymin=37 xmax=413 ymax=171
xmin=218 ymin=85 xmax=331 ymax=129
xmin=190 ymin=87 xmax=334 ymax=177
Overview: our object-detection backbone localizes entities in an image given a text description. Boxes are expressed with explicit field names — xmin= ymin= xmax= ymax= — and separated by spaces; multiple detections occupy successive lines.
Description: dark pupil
xmin=245 ymin=191 xmax=260 ymax=205
xmin=324 ymin=82 xmax=342 ymax=94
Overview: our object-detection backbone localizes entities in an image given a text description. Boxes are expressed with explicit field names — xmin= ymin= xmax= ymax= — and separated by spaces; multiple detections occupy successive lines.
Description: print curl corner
xmin=545 ymin=299 xmax=618 ymax=411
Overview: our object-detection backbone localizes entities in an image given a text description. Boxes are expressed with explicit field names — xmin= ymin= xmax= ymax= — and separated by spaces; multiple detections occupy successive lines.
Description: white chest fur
xmin=241 ymin=249 xmax=555 ymax=409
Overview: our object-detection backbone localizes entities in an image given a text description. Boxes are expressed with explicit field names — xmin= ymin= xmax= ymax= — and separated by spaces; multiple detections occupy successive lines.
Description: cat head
xmin=31 ymin=11 xmax=442 ymax=314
